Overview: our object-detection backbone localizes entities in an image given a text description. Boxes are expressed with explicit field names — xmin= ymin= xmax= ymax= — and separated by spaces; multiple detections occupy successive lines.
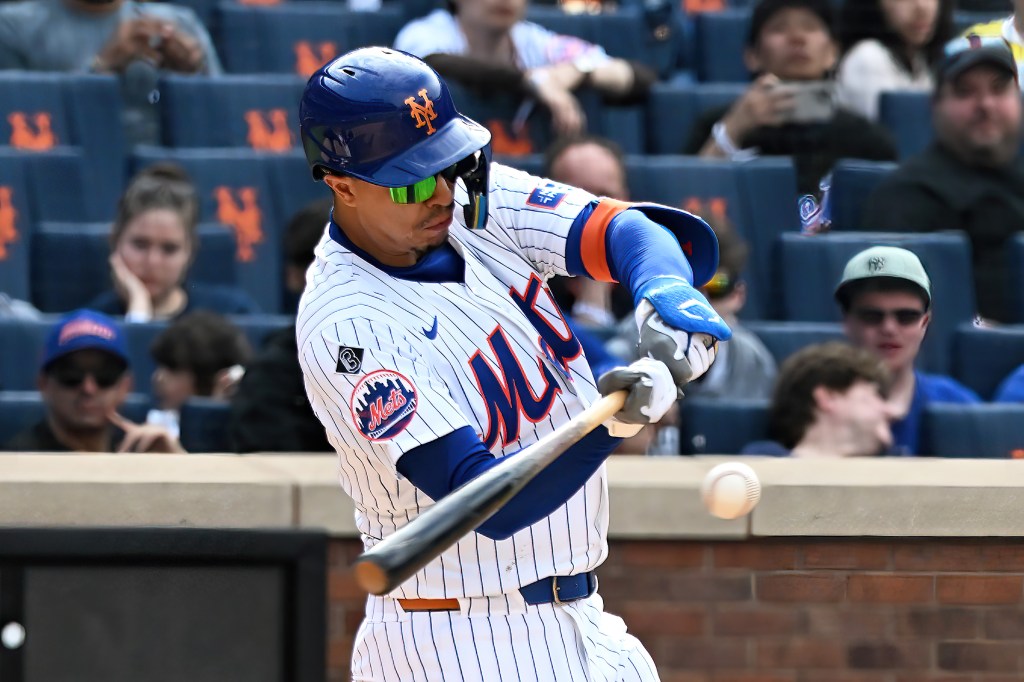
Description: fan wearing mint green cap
xmin=836 ymin=246 xmax=980 ymax=455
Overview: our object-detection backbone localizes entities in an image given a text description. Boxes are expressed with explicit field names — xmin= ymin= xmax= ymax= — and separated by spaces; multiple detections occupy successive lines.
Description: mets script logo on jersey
xmin=350 ymin=370 xmax=418 ymax=441
xmin=405 ymin=89 xmax=437 ymax=135
xmin=526 ymin=181 xmax=569 ymax=210
xmin=469 ymin=275 xmax=582 ymax=449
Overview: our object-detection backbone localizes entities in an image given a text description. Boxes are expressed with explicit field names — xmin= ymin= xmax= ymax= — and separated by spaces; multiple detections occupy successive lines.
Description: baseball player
xmin=296 ymin=47 xmax=732 ymax=681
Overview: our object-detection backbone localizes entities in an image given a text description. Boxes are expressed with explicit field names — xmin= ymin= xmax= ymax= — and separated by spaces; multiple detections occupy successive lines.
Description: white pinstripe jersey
xmin=297 ymin=162 xmax=610 ymax=600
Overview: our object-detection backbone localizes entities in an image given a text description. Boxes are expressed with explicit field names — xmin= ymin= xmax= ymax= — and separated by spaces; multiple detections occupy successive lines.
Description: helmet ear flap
xmin=460 ymin=148 xmax=490 ymax=230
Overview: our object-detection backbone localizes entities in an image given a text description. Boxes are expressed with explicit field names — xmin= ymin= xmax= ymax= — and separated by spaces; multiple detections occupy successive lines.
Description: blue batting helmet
xmin=299 ymin=47 xmax=492 ymax=187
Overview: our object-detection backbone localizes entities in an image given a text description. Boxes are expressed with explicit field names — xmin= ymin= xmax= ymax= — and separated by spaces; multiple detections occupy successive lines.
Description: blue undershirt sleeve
xmin=605 ymin=209 xmax=693 ymax=302
xmin=396 ymin=424 xmax=622 ymax=541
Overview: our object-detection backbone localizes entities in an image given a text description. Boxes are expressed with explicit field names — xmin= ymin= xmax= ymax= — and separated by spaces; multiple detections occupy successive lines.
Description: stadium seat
xmin=1006 ymin=233 xmax=1024 ymax=324
xmin=694 ymin=9 xmax=750 ymax=82
xmin=0 ymin=73 xmax=124 ymax=214
xmin=923 ymin=403 xmax=1024 ymax=458
xmin=0 ymin=390 xmax=149 ymax=447
xmin=30 ymin=222 xmax=238 ymax=313
xmin=878 ymin=92 xmax=931 ymax=160
xmin=777 ymin=231 xmax=976 ymax=373
xmin=0 ymin=155 xmax=33 ymax=301
xmin=0 ymin=147 xmax=102 ymax=223
xmin=230 ymin=314 xmax=294 ymax=351
xmin=216 ymin=3 xmax=406 ymax=76
xmin=828 ymin=159 xmax=898 ymax=231
xmin=645 ymin=82 xmax=745 ymax=154
xmin=743 ymin=320 xmax=846 ymax=367
xmin=263 ymin=151 xmax=336 ymax=232
xmin=525 ymin=4 xmax=687 ymax=80
xmin=122 ymin=321 xmax=168 ymax=398
xmin=952 ymin=324 xmax=1024 ymax=400
xmin=159 ymin=75 xmax=305 ymax=151
xmin=624 ymin=155 xmax=799 ymax=320
xmin=733 ymin=158 xmax=800 ymax=319
xmin=0 ymin=318 xmax=52 ymax=391
xmin=679 ymin=398 xmax=770 ymax=455
xmin=131 ymin=148 xmax=284 ymax=313
xmin=179 ymin=397 xmax=231 ymax=453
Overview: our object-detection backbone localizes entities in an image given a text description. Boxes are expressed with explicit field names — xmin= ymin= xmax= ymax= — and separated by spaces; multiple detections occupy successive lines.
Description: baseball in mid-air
xmin=701 ymin=462 xmax=762 ymax=519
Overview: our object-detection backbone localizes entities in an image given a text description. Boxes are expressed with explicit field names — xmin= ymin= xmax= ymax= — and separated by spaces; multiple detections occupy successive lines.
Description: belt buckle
xmin=551 ymin=576 xmax=567 ymax=605
xmin=551 ymin=573 xmax=597 ymax=605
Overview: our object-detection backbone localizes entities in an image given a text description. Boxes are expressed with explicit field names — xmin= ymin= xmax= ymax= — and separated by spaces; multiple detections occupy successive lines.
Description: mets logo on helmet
xmin=350 ymin=370 xmax=419 ymax=441
xmin=405 ymin=89 xmax=437 ymax=135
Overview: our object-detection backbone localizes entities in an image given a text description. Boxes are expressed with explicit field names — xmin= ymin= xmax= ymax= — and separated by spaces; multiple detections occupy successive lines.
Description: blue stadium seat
xmin=0 ymin=390 xmax=149 ymax=447
xmin=159 ymin=75 xmax=305 ymax=150
xmin=743 ymin=320 xmax=846 ymax=367
xmin=952 ymin=10 xmax=1006 ymax=34
xmin=131 ymin=148 xmax=284 ymax=313
xmin=624 ymin=155 xmax=799 ymax=319
xmin=0 ymin=155 xmax=33 ymax=301
xmin=777 ymin=231 xmax=976 ymax=373
xmin=0 ymin=73 xmax=124 ymax=214
xmin=952 ymin=325 xmax=1024 ymax=400
xmin=216 ymin=3 xmax=406 ymax=76
xmin=229 ymin=314 xmax=294 ymax=351
xmin=694 ymin=9 xmax=750 ymax=82
xmin=923 ymin=403 xmax=1024 ymax=458
xmin=878 ymin=92 xmax=931 ymax=160
xmin=30 ymin=223 xmax=238 ymax=313
xmin=122 ymin=321 xmax=167 ymax=399
xmin=733 ymin=158 xmax=800 ymax=319
xmin=829 ymin=159 xmax=898 ymax=231
xmin=0 ymin=147 xmax=102 ymax=223
xmin=0 ymin=318 xmax=52 ymax=391
xmin=525 ymin=4 xmax=687 ymax=79
xmin=263 ymin=151 xmax=335 ymax=235
xmin=680 ymin=398 xmax=770 ymax=455
xmin=179 ymin=397 xmax=232 ymax=453
xmin=645 ymin=82 xmax=745 ymax=154
xmin=1007 ymin=234 xmax=1024 ymax=324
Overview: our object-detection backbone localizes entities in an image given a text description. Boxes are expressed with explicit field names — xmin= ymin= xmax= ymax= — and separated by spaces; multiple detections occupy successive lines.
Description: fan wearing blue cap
xmin=2 ymin=310 xmax=184 ymax=453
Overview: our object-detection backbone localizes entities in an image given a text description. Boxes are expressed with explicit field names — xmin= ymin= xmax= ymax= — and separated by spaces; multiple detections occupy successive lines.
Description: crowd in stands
xmin=1 ymin=0 xmax=1023 ymax=458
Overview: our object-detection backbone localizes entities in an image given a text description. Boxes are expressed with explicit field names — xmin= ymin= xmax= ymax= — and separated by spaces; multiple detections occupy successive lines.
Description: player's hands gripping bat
xmin=635 ymin=275 xmax=733 ymax=396
xmin=598 ymin=358 xmax=678 ymax=438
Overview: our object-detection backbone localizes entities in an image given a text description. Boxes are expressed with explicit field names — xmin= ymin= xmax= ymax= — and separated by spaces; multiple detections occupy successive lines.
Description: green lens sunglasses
xmin=388 ymin=160 xmax=466 ymax=204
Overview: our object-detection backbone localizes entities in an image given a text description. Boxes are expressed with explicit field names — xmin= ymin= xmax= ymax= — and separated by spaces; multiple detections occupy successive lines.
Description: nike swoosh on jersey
xmin=423 ymin=316 xmax=439 ymax=339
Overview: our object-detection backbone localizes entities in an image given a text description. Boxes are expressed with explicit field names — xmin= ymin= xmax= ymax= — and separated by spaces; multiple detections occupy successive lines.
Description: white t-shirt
xmin=835 ymin=39 xmax=932 ymax=121
xmin=393 ymin=8 xmax=611 ymax=71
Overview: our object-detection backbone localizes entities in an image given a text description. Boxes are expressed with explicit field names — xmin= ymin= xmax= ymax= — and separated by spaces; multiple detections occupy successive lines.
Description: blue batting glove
xmin=635 ymin=276 xmax=733 ymax=394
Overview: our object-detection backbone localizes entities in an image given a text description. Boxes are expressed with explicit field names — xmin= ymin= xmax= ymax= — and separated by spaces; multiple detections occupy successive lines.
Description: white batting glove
xmin=598 ymin=357 xmax=677 ymax=438
xmin=635 ymin=299 xmax=720 ymax=396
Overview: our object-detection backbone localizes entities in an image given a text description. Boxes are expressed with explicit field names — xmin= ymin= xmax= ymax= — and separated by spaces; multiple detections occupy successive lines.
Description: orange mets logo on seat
xmin=245 ymin=109 xmax=292 ymax=151
xmin=215 ymin=187 xmax=263 ymax=262
xmin=8 ymin=112 xmax=56 ymax=150
xmin=405 ymin=89 xmax=437 ymax=135
xmin=295 ymin=41 xmax=337 ymax=78
xmin=0 ymin=186 xmax=17 ymax=259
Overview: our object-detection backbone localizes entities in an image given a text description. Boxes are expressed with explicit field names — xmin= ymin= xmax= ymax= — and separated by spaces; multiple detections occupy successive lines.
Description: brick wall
xmin=327 ymin=538 xmax=1024 ymax=681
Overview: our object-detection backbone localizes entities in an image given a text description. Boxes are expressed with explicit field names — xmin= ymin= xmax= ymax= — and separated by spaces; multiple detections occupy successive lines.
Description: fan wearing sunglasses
xmin=2 ymin=310 xmax=184 ymax=454
xmin=835 ymin=246 xmax=979 ymax=455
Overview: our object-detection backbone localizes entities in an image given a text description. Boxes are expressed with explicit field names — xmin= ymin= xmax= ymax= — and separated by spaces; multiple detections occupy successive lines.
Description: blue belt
xmin=519 ymin=571 xmax=597 ymax=606
xmin=397 ymin=571 xmax=597 ymax=612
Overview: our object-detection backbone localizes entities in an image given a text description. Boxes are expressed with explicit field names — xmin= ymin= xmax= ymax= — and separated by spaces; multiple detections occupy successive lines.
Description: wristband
xmin=711 ymin=121 xmax=758 ymax=162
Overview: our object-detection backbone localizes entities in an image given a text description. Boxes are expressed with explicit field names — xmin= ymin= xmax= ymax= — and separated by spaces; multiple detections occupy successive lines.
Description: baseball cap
xmin=40 ymin=309 xmax=129 ymax=371
xmin=934 ymin=35 xmax=1018 ymax=87
xmin=747 ymin=0 xmax=835 ymax=47
xmin=834 ymin=246 xmax=932 ymax=309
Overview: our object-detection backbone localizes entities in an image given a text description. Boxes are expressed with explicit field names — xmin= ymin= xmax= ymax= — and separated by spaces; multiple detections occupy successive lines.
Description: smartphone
xmin=772 ymin=81 xmax=837 ymax=124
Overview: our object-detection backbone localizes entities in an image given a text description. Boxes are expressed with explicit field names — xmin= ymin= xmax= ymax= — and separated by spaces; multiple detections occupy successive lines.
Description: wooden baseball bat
xmin=353 ymin=390 xmax=627 ymax=595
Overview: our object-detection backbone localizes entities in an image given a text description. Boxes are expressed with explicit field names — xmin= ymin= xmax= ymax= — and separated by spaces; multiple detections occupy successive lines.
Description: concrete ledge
xmin=2 ymin=454 xmax=1023 ymax=538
